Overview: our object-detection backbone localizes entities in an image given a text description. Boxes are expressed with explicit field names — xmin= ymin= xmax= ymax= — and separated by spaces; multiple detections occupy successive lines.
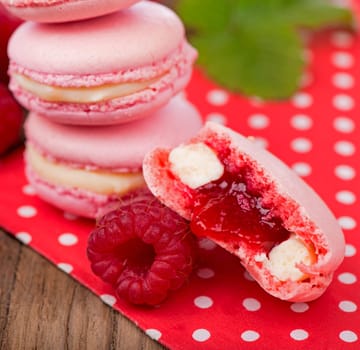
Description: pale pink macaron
xmin=143 ymin=122 xmax=345 ymax=302
xmin=24 ymin=96 xmax=203 ymax=219
xmin=8 ymin=1 xmax=197 ymax=125
xmin=0 ymin=0 xmax=139 ymax=23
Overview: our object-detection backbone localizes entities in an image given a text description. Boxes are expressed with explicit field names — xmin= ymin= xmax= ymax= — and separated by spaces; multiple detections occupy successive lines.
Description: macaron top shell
xmin=25 ymin=96 xmax=203 ymax=172
xmin=1 ymin=0 xmax=140 ymax=23
xmin=8 ymin=1 xmax=185 ymax=80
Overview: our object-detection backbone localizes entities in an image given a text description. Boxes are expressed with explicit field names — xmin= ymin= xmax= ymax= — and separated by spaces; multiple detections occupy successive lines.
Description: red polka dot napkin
xmin=0 ymin=27 xmax=359 ymax=349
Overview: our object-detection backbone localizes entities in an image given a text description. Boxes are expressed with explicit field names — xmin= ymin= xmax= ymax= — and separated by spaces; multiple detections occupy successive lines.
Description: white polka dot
xmin=331 ymin=0 xmax=351 ymax=6
xmin=292 ymin=162 xmax=312 ymax=177
xmin=335 ymin=165 xmax=355 ymax=180
xmin=345 ymin=244 xmax=357 ymax=257
xmin=197 ymin=267 xmax=215 ymax=279
xmin=15 ymin=232 xmax=32 ymax=245
xmin=300 ymin=72 xmax=313 ymax=87
xmin=333 ymin=94 xmax=354 ymax=111
xmin=302 ymin=49 xmax=313 ymax=63
xmin=17 ymin=205 xmax=37 ymax=218
xmin=146 ymin=329 xmax=162 ymax=341
xmin=249 ymin=96 xmax=264 ymax=106
xmin=292 ymin=92 xmax=313 ymax=108
xmin=206 ymin=112 xmax=227 ymax=125
xmin=291 ymin=138 xmax=312 ymax=153
xmin=331 ymin=31 xmax=354 ymax=48
xmin=243 ymin=271 xmax=255 ymax=282
xmin=339 ymin=330 xmax=358 ymax=343
xmin=207 ymin=89 xmax=229 ymax=106
xmin=100 ymin=294 xmax=117 ymax=307
xmin=332 ymin=52 xmax=354 ymax=68
xmin=250 ymin=137 xmax=268 ymax=149
xmin=332 ymin=72 xmax=354 ymax=89
xmin=336 ymin=190 xmax=356 ymax=205
xmin=290 ymin=302 xmax=310 ymax=313
xmin=338 ymin=272 xmax=357 ymax=284
xmin=242 ymin=298 xmax=261 ymax=311
xmin=290 ymin=114 xmax=313 ymax=130
xmin=333 ymin=117 xmax=355 ymax=133
xmin=192 ymin=329 xmax=211 ymax=342
xmin=338 ymin=216 xmax=357 ymax=230
xmin=22 ymin=184 xmax=36 ymax=196
xmin=290 ymin=329 xmax=309 ymax=341
xmin=58 ymin=233 xmax=79 ymax=246
xmin=339 ymin=300 xmax=357 ymax=312
xmin=248 ymin=114 xmax=270 ymax=129
xmin=194 ymin=296 xmax=213 ymax=309
xmin=63 ymin=212 xmax=79 ymax=221
xmin=198 ymin=238 xmax=217 ymax=251
xmin=334 ymin=141 xmax=355 ymax=156
xmin=241 ymin=330 xmax=260 ymax=342
xmin=57 ymin=263 xmax=73 ymax=274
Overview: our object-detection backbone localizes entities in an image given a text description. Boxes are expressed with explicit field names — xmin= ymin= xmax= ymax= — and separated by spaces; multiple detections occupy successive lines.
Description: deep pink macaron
xmin=0 ymin=0 xmax=139 ymax=23
xmin=8 ymin=1 xmax=197 ymax=125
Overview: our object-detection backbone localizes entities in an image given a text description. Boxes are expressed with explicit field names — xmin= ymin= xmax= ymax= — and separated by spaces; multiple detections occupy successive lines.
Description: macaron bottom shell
xmin=25 ymin=166 xmax=137 ymax=219
xmin=3 ymin=0 xmax=140 ymax=23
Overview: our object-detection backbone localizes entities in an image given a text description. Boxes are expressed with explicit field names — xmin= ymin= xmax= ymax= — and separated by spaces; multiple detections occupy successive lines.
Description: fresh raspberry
xmin=87 ymin=188 xmax=197 ymax=306
xmin=0 ymin=83 xmax=23 ymax=155
xmin=0 ymin=5 xmax=22 ymax=84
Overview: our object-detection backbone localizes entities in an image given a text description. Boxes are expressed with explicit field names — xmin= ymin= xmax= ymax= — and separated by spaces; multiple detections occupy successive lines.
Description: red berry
xmin=0 ymin=4 xmax=22 ymax=84
xmin=87 ymin=188 xmax=197 ymax=306
xmin=0 ymin=83 xmax=23 ymax=155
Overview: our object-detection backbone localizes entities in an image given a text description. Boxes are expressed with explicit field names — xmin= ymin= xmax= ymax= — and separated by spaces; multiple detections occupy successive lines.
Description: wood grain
xmin=0 ymin=230 xmax=166 ymax=350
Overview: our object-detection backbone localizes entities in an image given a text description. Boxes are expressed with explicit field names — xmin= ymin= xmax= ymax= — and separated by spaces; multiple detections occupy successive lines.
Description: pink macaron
xmin=0 ymin=0 xmax=139 ymax=23
xmin=143 ymin=122 xmax=345 ymax=302
xmin=8 ymin=1 xmax=197 ymax=125
xmin=24 ymin=96 xmax=203 ymax=218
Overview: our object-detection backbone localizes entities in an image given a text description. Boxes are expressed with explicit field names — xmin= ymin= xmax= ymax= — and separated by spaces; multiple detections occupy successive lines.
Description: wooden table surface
xmin=0 ymin=228 xmax=166 ymax=350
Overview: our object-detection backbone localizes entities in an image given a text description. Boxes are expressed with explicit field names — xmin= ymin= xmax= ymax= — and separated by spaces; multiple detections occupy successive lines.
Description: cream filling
xmin=27 ymin=145 xmax=145 ymax=195
xmin=259 ymin=235 xmax=316 ymax=282
xmin=13 ymin=73 xmax=161 ymax=103
xmin=169 ymin=142 xmax=224 ymax=189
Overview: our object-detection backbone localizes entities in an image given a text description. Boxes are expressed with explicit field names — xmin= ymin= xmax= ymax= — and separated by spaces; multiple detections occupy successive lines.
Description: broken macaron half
xmin=143 ymin=122 xmax=345 ymax=302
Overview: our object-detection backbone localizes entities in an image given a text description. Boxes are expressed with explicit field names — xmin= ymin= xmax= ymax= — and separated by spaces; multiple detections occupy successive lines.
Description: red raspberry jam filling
xmin=190 ymin=169 xmax=290 ymax=253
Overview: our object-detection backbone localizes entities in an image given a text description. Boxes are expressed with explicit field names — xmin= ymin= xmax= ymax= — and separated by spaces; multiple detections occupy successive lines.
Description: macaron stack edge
xmin=4 ymin=0 xmax=203 ymax=219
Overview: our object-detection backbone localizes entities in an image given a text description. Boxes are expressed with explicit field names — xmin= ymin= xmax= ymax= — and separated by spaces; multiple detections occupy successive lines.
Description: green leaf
xmin=177 ymin=0 xmax=354 ymax=100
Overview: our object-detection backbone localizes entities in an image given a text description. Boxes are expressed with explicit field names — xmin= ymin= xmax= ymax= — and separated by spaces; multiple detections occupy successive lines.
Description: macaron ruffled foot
xmin=143 ymin=122 xmax=345 ymax=302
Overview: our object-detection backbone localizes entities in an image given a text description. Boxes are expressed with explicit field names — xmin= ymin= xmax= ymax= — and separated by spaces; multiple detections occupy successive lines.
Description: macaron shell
xmin=25 ymin=96 xmax=203 ymax=171
xmin=143 ymin=122 xmax=345 ymax=301
xmin=25 ymin=166 xmax=122 ymax=219
xmin=8 ymin=2 xmax=185 ymax=76
xmin=2 ymin=0 xmax=140 ymax=23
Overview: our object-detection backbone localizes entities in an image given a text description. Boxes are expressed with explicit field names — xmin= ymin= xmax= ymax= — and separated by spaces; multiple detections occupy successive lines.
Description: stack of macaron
xmin=4 ymin=0 xmax=202 ymax=219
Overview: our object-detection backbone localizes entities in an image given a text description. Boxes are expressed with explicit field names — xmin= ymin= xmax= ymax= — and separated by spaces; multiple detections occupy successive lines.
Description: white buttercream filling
xmin=27 ymin=145 xmax=145 ymax=195
xmin=263 ymin=235 xmax=316 ymax=281
xmin=14 ymin=73 xmax=161 ymax=103
xmin=168 ymin=142 xmax=224 ymax=189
